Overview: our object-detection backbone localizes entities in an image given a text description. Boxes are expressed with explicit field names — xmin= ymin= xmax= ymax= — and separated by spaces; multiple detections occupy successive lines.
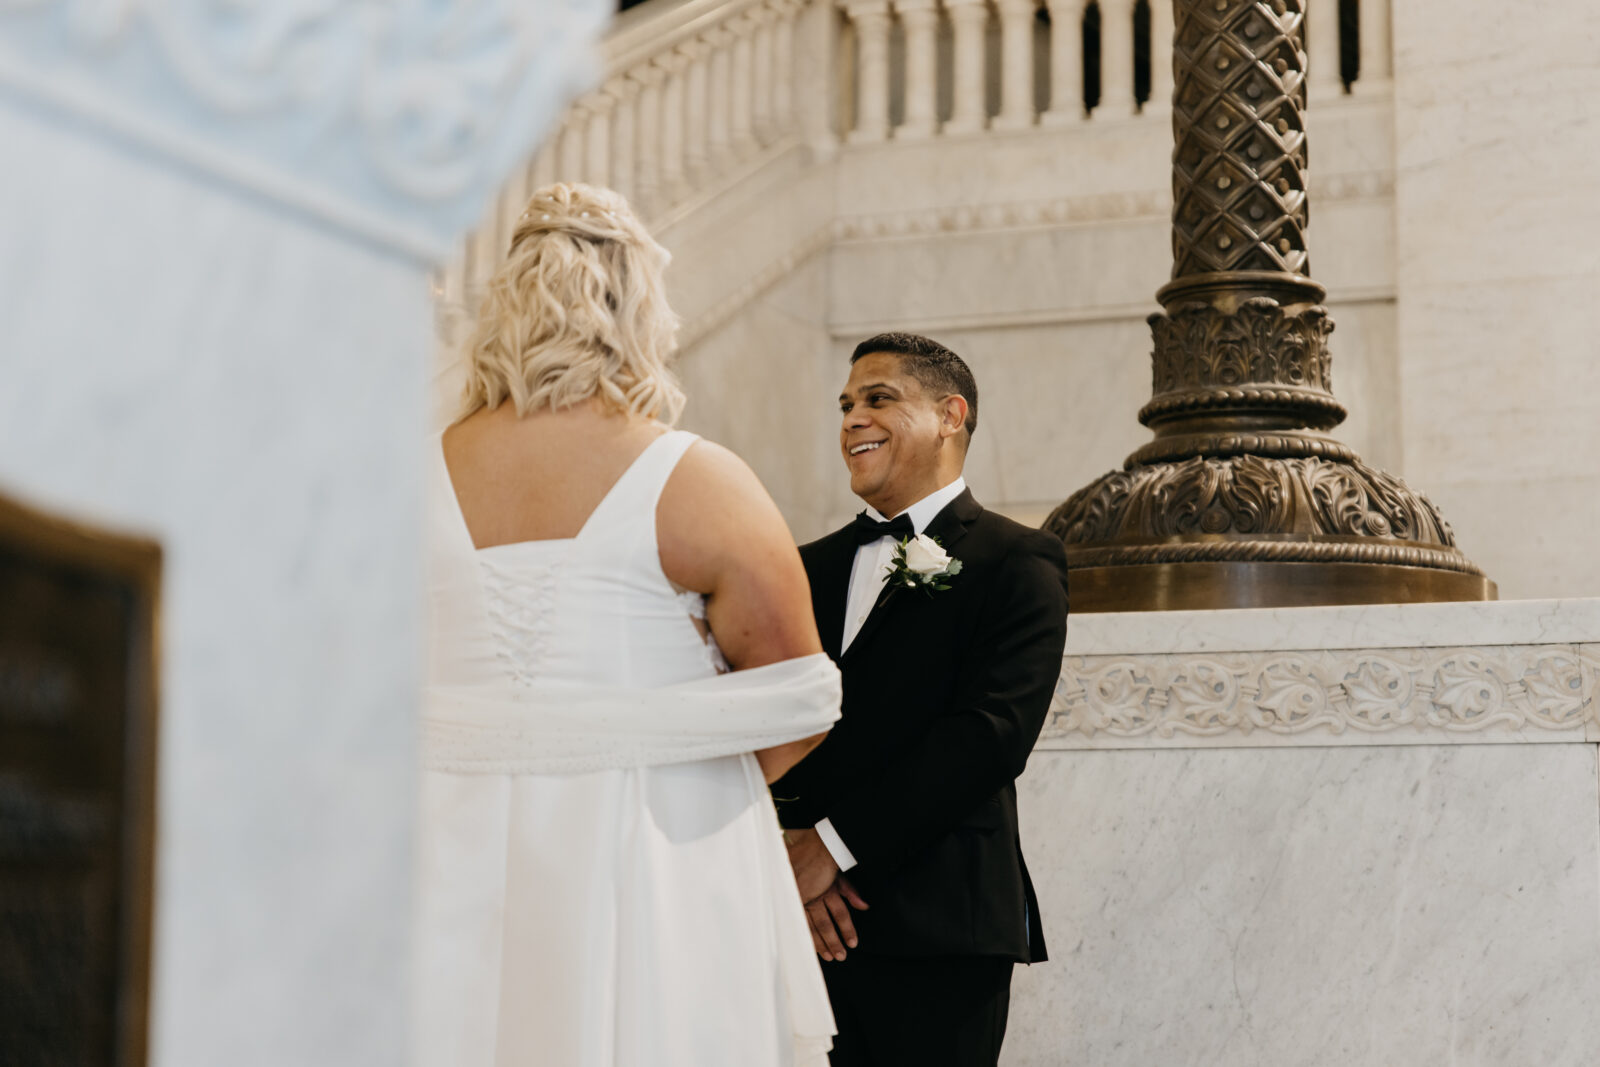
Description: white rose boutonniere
xmin=885 ymin=533 xmax=964 ymax=593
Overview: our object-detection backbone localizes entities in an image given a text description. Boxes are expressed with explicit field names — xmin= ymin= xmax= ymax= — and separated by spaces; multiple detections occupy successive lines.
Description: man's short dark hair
xmin=849 ymin=332 xmax=979 ymax=440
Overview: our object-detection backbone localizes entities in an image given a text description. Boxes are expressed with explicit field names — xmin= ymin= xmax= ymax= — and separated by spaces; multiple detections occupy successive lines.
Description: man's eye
xmin=870 ymin=394 xmax=890 ymax=404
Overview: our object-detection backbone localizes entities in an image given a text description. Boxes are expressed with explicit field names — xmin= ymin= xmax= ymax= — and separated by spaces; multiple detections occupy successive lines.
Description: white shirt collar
xmin=864 ymin=476 xmax=968 ymax=536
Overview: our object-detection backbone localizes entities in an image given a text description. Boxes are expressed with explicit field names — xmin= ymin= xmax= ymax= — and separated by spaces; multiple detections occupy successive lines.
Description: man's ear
xmin=939 ymin=395 xmax=970 ymax=440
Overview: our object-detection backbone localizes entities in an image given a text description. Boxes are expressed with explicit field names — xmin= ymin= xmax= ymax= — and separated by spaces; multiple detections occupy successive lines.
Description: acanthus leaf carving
xmin=1046 ymin=454 xmax=1470 ymax=565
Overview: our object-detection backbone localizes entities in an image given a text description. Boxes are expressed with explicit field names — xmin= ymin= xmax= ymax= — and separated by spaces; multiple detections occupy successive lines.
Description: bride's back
xmin=443 ymin=401 xmax=667 ymax=549
xmin=441 ymin=180 xmax=820 ymax=679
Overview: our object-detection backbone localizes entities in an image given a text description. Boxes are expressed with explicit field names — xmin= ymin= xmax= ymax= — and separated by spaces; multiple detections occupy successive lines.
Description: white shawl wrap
xmin=422 ymin=651 xmax=840 ymax=775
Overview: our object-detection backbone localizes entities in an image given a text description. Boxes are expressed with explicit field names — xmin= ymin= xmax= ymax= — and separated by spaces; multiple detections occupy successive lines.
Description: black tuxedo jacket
xmin=772 ymin=490 xmax=1069 ymax=962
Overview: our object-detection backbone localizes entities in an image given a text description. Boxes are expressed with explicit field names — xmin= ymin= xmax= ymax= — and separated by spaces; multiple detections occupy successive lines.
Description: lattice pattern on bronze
xmin=1171 ymin=0 xmax=1310 ymax=278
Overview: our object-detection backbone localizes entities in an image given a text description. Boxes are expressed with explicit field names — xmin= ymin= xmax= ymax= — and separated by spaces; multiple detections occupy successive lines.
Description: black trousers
xmin=822 ymin=953 xmax=1015 ymax=1067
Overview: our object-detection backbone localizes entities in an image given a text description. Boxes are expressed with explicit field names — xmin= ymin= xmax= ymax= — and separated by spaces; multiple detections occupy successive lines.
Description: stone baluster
xmin=497 ymin=149 xmax=530 ymax=245
xmin=679 ymin=41 xmax=711 ymax=187
xmin=995 ymin=0 xmax=1040 ymax=129
xmin=751 ymin=4 xmax=778 ymax=145
xmin=580 ymin=92 xmax=614 ymax=191
xmin=706 ymin=25 xmax=735 ymax=173
xmin=771 ymin=0 xmax=800 ymax=136
xmin=1306 ymin=0 xmax=1342 ymax=98
xmin=1098 ymin=0 xmax=1136 ymax=116
xmin=897 ymin=0 xmax=941 ymax=140
xmin=1358 ymin=0 xmax=1391 ymax=85
xmin=730 ymin=13 xmax=760 ymax=159
xmin=528 ymin=139 xmax=557 ymax=194
xmin=1148 ymin=0 xmax=1173 ymax=109
xmin=629 ymin=64 xmax=666 ymax=216
xmin=656 ymin=52 xmax=689 ymax=205
xmin=558 ymin=111 xmax=588 ymax=183
xmin=845 ymin=0 xmax=894 ymax=143
xmin=1042 ymin=0 xmax=1086 ymax=124
xmin=438 ymin=256 xmax=467 ymax=328
xmin=604 ymin=77 xmax=639 ymax=202
xmin=468 ymin=195 xmax=502 ymax=298
xmin=945 ymin=0 xmax=991 ymax=135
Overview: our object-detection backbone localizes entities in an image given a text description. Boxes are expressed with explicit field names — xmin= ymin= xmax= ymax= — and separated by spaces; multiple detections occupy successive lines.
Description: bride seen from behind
xmin=418 ymin=182 xmax=840 ymax=1066
xmin=442 ymin=183 xmax=824 ymax=779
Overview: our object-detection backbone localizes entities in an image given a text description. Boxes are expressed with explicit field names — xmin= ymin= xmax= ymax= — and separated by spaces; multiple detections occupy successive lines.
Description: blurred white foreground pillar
xmin=0 ymin=2 xmax=609 ymax=1064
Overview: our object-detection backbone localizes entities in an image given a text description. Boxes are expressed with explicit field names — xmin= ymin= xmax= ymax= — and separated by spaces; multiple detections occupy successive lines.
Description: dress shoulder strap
xmin=580 ymin=430 xmax=700 ymax=541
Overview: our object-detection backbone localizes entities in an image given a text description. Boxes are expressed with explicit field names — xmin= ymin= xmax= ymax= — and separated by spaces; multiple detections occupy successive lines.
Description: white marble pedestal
xmin=1005 ymin=599 xmax=1600 ymax=1065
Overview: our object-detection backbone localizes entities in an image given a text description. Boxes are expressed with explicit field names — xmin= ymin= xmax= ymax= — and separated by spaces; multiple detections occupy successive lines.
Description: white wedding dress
xmin=415 ymin=429 xmax=837 ymax=1067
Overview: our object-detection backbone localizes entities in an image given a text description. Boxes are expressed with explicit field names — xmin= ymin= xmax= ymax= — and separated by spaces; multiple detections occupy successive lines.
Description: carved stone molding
xmin=678 ymin=220 xmax=834 ymax=348
xmin=830 ymin=169 xmax=1393 ymax=246
xmin=0 ymin=0 xmax=609 ymax=259
xmin=1042 ymin=645 xmax=1600 ymax=747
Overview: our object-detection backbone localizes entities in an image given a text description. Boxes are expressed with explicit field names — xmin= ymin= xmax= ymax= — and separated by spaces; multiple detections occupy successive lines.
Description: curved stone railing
xmin=439 ymin=0 xmax=1394 ymax=322
xmin=439 ymin=0 xmax=820 ymax=312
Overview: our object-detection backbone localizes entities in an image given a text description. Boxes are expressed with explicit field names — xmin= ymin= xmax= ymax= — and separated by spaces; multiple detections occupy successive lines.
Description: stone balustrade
xmin=441 ymin=0 xmax=1395 ymax=310
xmin=839 ymin=0 xmax=1393 ymax=139
xmin=444 ymin=0 xmax=816 ymax=306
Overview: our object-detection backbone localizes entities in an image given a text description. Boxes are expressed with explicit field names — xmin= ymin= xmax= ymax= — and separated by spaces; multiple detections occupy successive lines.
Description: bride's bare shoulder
xmin=658 ymin=436 xmax=799 ymax=591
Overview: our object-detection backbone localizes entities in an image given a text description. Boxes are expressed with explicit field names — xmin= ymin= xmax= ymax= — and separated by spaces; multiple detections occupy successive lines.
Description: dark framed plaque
xmin=0 ymin=491 xmax=160 ymax=1066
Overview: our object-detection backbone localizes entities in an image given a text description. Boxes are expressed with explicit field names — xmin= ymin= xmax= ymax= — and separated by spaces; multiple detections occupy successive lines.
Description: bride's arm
xmin=658 ymin=439 xmax=830 ymax=783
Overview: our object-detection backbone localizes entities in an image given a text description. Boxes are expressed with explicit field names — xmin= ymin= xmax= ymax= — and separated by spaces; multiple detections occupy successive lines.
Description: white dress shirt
xmin=816 ymin=476 xmax=968 ymax=873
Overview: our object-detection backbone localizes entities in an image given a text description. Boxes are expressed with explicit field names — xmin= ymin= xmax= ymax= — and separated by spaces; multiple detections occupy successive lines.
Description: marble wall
xmin=1390 ymin=0 xmax=1600 ymax=601
xmin=1001 ymin=597 xmax=1600 ymax=1065
xmin=1009 ymin=743 xmax=1600 ymax=1065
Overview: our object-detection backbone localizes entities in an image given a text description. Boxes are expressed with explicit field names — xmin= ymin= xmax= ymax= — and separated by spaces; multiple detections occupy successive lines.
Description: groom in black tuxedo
xmin=773 ymin=333 xmax=1070 ymax=1066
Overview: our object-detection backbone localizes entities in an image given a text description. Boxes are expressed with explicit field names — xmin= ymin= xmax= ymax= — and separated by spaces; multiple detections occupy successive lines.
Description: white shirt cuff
xmin=814 ymin=817 xmax=858 ymax=872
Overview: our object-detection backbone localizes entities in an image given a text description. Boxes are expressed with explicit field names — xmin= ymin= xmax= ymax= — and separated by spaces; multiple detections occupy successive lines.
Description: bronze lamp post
xmin=1046 ymin=0 xmax=1494 ymax=611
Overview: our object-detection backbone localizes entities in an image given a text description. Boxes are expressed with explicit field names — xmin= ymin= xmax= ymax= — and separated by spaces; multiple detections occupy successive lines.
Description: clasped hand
xmin=784 ymin=827 xmax=869 ymax=961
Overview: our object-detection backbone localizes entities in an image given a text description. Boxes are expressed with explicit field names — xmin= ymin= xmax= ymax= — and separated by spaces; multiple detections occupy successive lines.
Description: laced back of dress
xmin=428 ymin=430 xmax=726 ymax=697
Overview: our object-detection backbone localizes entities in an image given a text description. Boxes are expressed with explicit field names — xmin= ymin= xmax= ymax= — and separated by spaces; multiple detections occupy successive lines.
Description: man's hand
xmin=804 ymin=876 xmax=870 ymax=961
xmin=784 ymin=826 xmax=840 ymax=904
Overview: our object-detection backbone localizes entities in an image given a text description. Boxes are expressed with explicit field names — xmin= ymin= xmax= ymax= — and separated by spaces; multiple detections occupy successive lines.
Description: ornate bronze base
xmin=1045 ymin=442 xmax=1497 ymax=613
xmin=1066 ymin=560 xmax=1497 ymax=613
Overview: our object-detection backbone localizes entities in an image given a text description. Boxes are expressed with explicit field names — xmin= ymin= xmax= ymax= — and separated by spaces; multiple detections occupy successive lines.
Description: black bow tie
xmin=851 ymin=512 xmax=915 ymax=545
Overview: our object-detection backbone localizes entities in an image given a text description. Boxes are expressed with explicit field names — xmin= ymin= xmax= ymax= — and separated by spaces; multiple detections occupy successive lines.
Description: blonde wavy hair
xmin=456 ymin=182 xmax=684 ymax=423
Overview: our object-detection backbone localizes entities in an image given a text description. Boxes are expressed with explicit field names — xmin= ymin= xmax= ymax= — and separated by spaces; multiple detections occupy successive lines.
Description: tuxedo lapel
xmin=841 ymin=490 xmax=983 ymax=664
xmin=920 ymin=488 xmax=981 ymax=556
xmin=807 ymin=530 xmax=857 ymax=662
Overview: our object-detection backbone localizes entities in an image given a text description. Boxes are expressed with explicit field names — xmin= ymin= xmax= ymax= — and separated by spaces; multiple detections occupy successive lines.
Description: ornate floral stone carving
xmin=1043 ymin=645 xmax=1600 ymax=745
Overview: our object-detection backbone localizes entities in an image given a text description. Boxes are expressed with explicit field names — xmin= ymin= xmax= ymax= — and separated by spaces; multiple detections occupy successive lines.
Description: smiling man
xmin=772 ymin=333 xmax=1071 ymax=1066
